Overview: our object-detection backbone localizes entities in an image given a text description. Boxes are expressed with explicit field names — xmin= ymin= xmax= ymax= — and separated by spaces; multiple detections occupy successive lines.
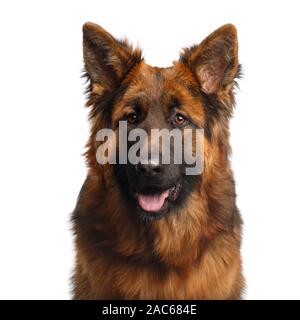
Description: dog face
xmin=83 ymin=22 xmax=240 ymax=220
xmin=110 ymin=63 xmax=205 ymax=219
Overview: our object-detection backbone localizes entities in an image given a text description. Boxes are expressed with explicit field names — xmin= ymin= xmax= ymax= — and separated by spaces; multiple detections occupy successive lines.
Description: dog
xmin=71 ymin=22 xmax=244 ymax=299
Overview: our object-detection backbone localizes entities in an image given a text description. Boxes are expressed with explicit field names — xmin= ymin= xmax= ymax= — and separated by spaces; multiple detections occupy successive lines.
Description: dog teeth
xmin=170 ymin=186 xmax=176 ymax=192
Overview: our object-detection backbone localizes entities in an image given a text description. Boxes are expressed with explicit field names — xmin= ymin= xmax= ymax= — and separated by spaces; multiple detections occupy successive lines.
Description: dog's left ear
xmin=180 ymin=24 xmax=239 ymax=96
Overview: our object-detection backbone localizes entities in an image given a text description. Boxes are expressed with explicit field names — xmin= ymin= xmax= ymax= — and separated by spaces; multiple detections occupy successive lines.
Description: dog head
xmin=82 ymin=22 xmax=240 ymax=220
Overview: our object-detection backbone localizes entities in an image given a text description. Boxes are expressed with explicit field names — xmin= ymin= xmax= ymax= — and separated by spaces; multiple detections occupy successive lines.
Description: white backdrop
xmin=0 ymin=0 xmax=299 ymax=299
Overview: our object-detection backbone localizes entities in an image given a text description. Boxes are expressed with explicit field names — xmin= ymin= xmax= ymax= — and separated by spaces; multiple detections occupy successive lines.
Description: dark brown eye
xmin=174 ymin=113 xmax=187 ymax=126
xmin=127 ymin=111 xmax=138 ymax=124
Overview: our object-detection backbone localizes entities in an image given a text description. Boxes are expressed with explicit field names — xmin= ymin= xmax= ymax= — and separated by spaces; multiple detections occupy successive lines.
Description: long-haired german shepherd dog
xmin=72 ymin=22 xmax=244 ymax=299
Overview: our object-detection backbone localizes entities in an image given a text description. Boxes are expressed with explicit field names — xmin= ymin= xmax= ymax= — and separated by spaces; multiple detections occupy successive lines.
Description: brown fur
xmin=72 ymin=22 xmax=244 ymax=299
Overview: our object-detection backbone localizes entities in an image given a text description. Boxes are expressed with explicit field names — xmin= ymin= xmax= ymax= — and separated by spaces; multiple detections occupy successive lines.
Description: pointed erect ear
xmin=180 ymin=24 xmax=240 ymax=96
xmin=82 ymin=22 xmax=142 ymax=95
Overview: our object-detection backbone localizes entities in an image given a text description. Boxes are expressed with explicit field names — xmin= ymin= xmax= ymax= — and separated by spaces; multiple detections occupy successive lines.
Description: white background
xmin=0 ymin=0 xmax=299 ymax=300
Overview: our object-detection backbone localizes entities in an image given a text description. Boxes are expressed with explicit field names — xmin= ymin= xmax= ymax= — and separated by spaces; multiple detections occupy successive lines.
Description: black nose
xmin=135 ymin=161 xmax=163 ymax=176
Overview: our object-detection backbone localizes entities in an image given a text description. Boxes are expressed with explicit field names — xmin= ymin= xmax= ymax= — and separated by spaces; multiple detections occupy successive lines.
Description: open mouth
xmin=135 ymin=183 xmax=181 ymax=214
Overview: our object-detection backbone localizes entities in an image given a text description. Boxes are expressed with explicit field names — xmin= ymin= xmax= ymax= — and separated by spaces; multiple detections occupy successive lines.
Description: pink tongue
xmin=137 ymin=190 xmax=169 ymax=212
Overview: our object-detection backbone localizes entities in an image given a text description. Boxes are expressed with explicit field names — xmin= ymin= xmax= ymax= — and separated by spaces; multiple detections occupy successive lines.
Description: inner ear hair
xmin=180 ymin=24 xmax=239 ymax=96
xmin=82 ymin=22 xmax=142 ymax=91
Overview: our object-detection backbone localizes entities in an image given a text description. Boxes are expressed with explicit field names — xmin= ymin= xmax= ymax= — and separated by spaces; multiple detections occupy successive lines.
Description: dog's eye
xmin=127 ymin=112 xmax=138 ymax=124
xmin=174 ymin=113 xmax=187 ymax=126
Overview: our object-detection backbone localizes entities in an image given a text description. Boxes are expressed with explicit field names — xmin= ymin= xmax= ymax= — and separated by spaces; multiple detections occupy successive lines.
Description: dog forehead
xmin=138 ymin=63 xmax=175 ymax=79
xmin=126 ymin=63 xmax=179 ymax=102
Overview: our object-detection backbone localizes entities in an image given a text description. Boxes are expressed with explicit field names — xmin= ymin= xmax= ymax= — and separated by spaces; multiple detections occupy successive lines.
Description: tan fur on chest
xmin=75 ymin=230 xmax=242 ymax=299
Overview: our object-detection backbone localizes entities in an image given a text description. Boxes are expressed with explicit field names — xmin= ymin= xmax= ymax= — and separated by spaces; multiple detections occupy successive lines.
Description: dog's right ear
xmin=83 ymin=22 xmax=142 ymax=96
